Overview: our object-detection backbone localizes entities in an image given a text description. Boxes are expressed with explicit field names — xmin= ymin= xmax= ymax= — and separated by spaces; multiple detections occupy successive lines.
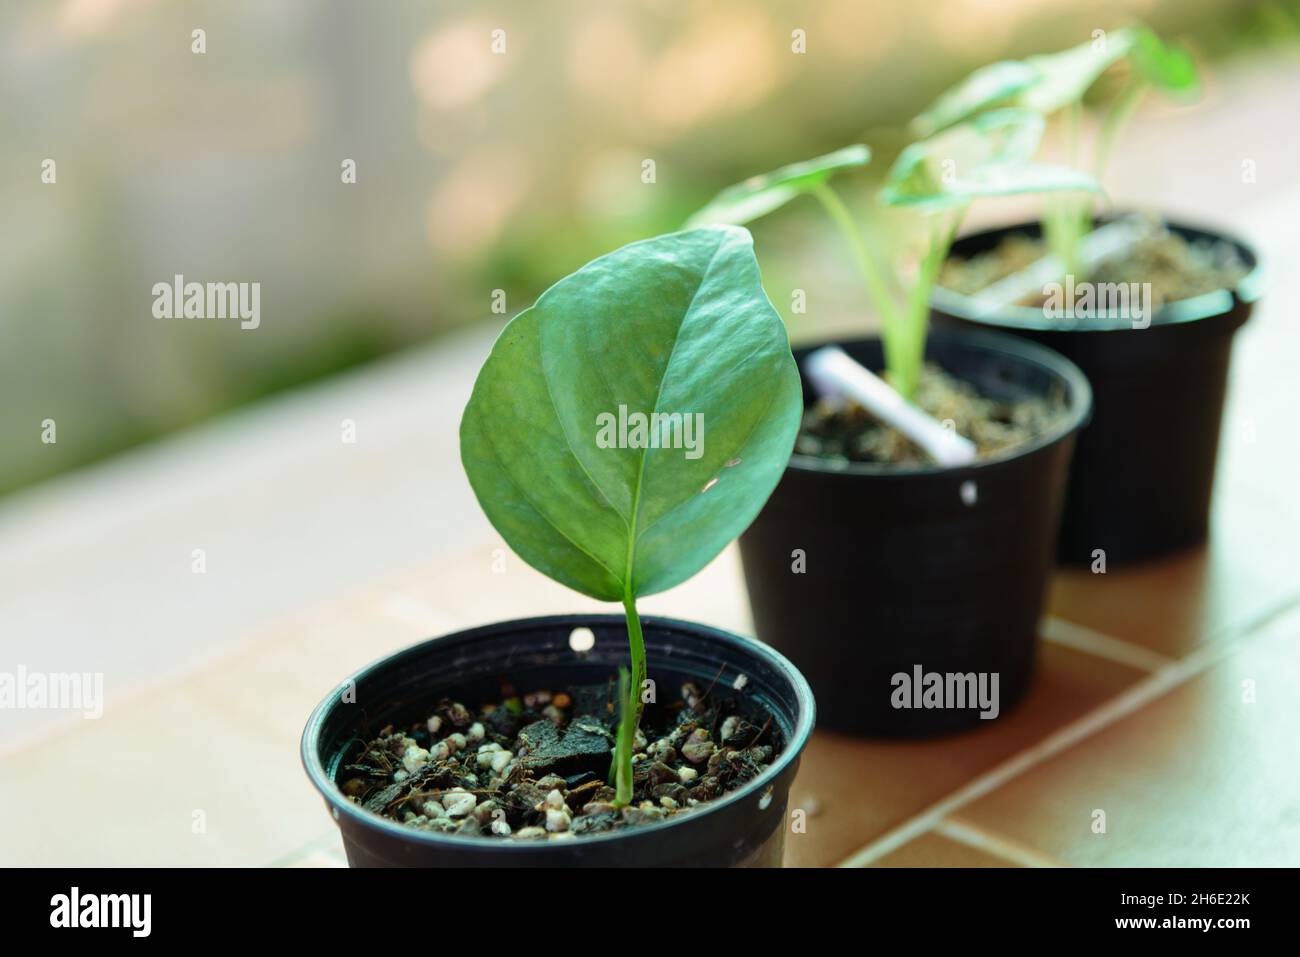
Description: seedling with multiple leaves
xmin=460 ymin=226 xmax=802 ymax=806
xmin=911 ymin=25 xmax=1198 ymax=278
xmin=688 ymin=113 xmax=1098 ymax=400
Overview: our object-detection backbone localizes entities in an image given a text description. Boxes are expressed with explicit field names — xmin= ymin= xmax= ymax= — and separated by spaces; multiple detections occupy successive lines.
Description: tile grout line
xmin=935 ymin=817 xmax=1067 ymax=868
xmin=835 ymin=632 xmax=1250 ymax=868
xmin=1040 ymin=616 xmax=1176 ymax=673
xmin=836 ymin=591 xmax=1300 ymax=869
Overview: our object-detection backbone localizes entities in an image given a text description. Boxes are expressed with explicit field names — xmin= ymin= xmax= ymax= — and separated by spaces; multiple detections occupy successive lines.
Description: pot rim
xmin=301 ymin=612 xmax=816 ymax=856
xmin=931 ymin=215 xmax=1264 ymax=333
xmin=786 ymin=327 xmax=1092 ymax=479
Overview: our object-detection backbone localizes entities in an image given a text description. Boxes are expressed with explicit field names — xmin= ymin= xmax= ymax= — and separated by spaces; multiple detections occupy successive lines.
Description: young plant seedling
xmin=911 ymin=25 xmax=1198 ymax=279
xmin=460 ymin=226 xmax=802 ymax=807
xmin=687 ymin=113 xmax=1098 ymax=405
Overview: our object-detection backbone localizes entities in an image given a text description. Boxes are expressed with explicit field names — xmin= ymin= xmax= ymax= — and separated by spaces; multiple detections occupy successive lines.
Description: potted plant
xmin=302 ymin=226 xmax=816 ymax=866
xmin=920 ymin=25 xmax=1264 ymax=564
xmin=687 ymin=114 xmax=1093 ymax=735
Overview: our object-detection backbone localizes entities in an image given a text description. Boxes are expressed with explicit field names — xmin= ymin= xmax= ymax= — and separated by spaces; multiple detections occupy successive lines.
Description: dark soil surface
xmin=338 ymin=678 xmax=780 ymax=841
xmin=940 ymin=220 xmax=1250 ymax=309
xmin=796 ymin=363 xmax=1066 ymax=466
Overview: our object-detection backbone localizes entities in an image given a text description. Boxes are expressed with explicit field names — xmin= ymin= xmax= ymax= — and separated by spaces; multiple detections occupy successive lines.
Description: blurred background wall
xmin=3 ymin=0 xmax=1298 ymax=496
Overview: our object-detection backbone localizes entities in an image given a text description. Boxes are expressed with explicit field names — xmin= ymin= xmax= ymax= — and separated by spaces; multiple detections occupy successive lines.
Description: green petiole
xmin=611 ymin=591 xmax=647 ymax=806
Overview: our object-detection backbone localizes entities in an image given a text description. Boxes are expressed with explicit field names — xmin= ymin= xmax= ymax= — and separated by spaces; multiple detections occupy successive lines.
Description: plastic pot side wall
xmin=739 ymin=330 xmax=1091 ymax=736
xmin=931 ymin=218 xmax=1261 ymax=565
xmin=302 ymin=614 xmax=815 ymax=867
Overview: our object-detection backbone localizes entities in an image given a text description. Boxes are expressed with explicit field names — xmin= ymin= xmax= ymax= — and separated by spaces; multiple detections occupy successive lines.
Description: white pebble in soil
xmin=681 ymin=728 xmax=715 ymax=764
xmin=545 ymin=808 xmax=570 ymax=833
xmin=720 ymin=716 xmax=740 ymax=742
xmin=678 ymin=767 xmax=698 ymax=784
xmin=402 ymin=746 xmax=430 ymax=774
xmin=490 ymin=818 xmax=512 ymax=836
xmin=441 ymin=788 xmax=477 ymax=819
xmin=467 ymin=722 xmax=486 ymax=744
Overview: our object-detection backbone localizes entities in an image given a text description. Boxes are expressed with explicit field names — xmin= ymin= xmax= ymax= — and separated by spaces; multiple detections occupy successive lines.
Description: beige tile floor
xmin=2 ymin=58 xmax=1299 ymax=868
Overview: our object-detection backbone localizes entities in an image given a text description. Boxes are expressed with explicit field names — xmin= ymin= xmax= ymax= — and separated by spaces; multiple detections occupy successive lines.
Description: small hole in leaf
xmin=569 ymin=627 xmax=596 ymax=652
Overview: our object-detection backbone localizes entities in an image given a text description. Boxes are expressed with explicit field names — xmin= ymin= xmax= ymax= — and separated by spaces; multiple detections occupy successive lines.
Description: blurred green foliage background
xmin=3 ymin=0 xmax=1299 ymax=496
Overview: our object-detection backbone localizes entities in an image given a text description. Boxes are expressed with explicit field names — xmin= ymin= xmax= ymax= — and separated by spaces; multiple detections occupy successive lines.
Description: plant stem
xmin=1041 ymin=103 xmax=1093 ymax=282
xmin=612 ymin=590 xmax=646 ymax=806
xmin=896 ymin=209 xmax=963 ymax=400
xmin=1065 ymin=100 xmax=1083 ymax=168
xmin=1093 ymin=79 xmax=1147 ymax=180
xmin=811 ymin=183 xmax=903 ymax=379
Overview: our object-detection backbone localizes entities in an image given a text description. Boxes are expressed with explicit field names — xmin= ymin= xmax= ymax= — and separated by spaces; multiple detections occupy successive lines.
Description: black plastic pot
xmin=932 ymin=219 xmax=1262 ymax=565
xmin=737 ymin=329 xmax=1090 ymax=736
xmin=302 ymin=614 xmax=814 ymax=867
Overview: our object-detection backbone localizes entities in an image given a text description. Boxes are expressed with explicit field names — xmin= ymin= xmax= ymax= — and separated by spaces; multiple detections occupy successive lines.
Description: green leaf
xmin=1129 ymin=27 xmax=1199 ymax=94
xmin=1019 ymin=28 xmax=1140 ymax=114
xmin=460 ymin=226 xmax=803 ymax=602
xmin=897 ymin=162 xmax=1103 ymax=211
xmin=882 ymin=109 xmax=1098 ymax=211
xmin=685 ymin=145 xmax=870 ymax=227
xmin=1018 ymin=26 xmax=1197 ymax=114
xmin=911 ymin=60 xmax=1044 ymax=136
